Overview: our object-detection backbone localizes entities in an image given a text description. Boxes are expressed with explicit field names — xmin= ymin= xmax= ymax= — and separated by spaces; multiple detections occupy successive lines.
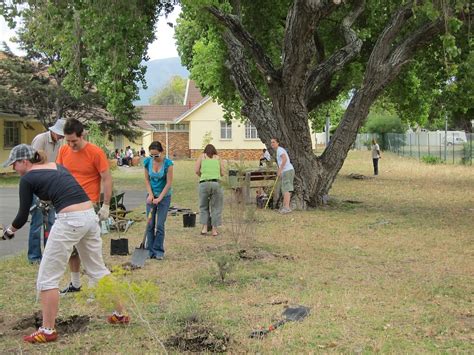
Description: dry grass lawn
xmin=0 ymin=151 xmax=473 ymax=353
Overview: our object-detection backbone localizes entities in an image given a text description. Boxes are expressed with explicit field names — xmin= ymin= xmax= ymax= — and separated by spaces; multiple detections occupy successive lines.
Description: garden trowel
xmin=249 ymin=305 xmax=310 ymax=339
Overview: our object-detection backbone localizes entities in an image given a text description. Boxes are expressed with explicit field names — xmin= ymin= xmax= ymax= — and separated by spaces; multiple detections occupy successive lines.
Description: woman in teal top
xmin=195 ymin=144 xmax=224 ymax=236
xmin=144 ymin=141 xmax=174 ymax=259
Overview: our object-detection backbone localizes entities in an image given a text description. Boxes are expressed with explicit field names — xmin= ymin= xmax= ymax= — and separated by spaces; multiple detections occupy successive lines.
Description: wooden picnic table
xmin=228 ymin=167 xmax=279 ymax=204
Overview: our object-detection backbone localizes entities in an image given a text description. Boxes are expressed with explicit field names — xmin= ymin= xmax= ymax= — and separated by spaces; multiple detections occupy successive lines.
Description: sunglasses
xmin=150 ymin=153 xmax=161 ymax=158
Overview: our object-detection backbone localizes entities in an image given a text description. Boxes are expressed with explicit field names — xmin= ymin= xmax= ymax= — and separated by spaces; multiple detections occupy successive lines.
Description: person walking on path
xmin=195 ymin=144 xmax=224 ymax=236
xmin=2 ymin=144 xmax=127 ymax=344
xmin=56 ymin=118 xmax=112 ymax=294
xmin=371 ymin=138 xmax=382 ymax=176
xmin=28 ymin=118 xmax=65 ymax=263
xmin=271 ymin=138 xmax=295 ymax=214
xmin=144 ymin=141 xmax=173 ymax=259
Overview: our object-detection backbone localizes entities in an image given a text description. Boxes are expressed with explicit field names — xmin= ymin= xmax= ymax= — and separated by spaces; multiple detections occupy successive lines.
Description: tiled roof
xmin=134 ymin=120 xmax=155 ymax=130
xmin=136 ymin=105 xmax=189 ymax=122
xmin=184 ymin=80 xmax=204 ymax=108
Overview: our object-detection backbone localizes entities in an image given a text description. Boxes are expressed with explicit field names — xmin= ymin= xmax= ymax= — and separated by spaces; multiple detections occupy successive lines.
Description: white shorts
xmin=36 ymin=208 xmax=110 ymax=291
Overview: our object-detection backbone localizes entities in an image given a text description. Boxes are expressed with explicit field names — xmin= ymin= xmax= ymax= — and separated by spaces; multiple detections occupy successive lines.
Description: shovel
xmin=264 ymin=176 xmax=279 ymax=209
xmin=249 ymin=305 xmax=310 ymax=339
xmin=131 ymin=205 xmax=156 ymax=268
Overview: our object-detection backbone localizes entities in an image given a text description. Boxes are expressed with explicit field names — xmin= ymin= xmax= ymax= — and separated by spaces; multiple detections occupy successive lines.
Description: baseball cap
xmin=49 ymin=118 xmax=65 ymax=136
xmin=2 ymin=144 xmax=36 ymax=167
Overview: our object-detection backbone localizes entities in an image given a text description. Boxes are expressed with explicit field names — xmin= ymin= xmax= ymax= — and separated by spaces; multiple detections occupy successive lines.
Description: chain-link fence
xmin=353 ymin=132 xmax=473 ymax=165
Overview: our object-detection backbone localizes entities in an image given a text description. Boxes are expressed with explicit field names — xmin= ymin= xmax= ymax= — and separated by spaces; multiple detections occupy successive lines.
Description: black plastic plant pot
xmin=110 ymin=238 xmax=129 ymax=255
xmin=183 ymin=213 xmax=196 ymax=228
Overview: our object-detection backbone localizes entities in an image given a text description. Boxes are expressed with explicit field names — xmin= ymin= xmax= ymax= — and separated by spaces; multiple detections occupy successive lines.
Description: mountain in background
xmin=135 ymin=57 xmax=189 ymax=105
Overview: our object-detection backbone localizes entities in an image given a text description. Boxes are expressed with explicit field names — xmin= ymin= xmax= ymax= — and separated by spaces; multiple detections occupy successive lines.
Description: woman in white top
xmin=371 ymin=138 xmax=381 ymax=175
xmin=270 ymin=138 xmax=294 ymax=214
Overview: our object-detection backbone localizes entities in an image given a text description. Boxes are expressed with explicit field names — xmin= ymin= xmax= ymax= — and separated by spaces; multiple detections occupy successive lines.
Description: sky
xmin=0 ymin=6 xmax=181 ymax=61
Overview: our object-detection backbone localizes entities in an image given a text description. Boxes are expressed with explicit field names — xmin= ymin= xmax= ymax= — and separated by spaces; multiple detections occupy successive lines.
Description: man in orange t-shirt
xmin=56 ymin=118 xmax=112 ymax=294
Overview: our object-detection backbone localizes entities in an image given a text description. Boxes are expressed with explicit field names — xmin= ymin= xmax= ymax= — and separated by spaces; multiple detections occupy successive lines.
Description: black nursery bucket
xmin=183 ymin=213 xmax=196 ymax=228
xmin=110 ymin=238 xmax=129 ymax=255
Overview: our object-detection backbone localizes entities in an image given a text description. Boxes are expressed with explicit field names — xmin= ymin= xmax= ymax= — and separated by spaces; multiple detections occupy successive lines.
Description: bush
xmin=421 ymin=155 xmax=443 ymax=164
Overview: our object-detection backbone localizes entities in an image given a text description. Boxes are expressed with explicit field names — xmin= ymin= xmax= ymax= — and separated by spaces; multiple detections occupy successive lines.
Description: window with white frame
xmin=169 ymin=123 xmax=188 ymax=131
xmin=220 ymin=121 xmax=232 ymax=139
xmin=4 ymin=121 xmax=20 ymax=148
xmin=245 ymin=121 xmax=259 ymax=139
xmin=151 ymin=123 xmax=166 ymax=131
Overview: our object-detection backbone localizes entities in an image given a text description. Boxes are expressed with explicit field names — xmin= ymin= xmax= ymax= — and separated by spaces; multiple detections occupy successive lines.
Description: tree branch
xmin=220 ymin=31 xmax=277 ymax=138
xmin=305 ymin=0 xmax=365 ymax=111
xmin=281 ymin=0 xmax=336 ymax=87
xmin=307 ymin=79 xmax=346 ymax=110
xmin=313 ymin=30 xmax=325 ymax=63
xmin=366 ymin=2 xmax=414 ymax=73
xmin=206 ymin=6 xmax=279 ymax=82
xmin=322 ymin=4 xmax=449 ymax=169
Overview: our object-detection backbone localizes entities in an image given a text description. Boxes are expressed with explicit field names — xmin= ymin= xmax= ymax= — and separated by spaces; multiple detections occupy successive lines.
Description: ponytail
xmin=30 ymin=150 xmax=47 ymax=164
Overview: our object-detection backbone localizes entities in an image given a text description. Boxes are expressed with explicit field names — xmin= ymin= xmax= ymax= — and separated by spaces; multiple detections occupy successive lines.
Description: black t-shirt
xmin=12 ymin=164 xmax=90 ymax=229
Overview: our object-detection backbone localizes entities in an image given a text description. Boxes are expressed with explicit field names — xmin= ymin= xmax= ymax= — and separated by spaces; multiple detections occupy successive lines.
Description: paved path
xmin=0 ymin=188 xmax=145 ymax=259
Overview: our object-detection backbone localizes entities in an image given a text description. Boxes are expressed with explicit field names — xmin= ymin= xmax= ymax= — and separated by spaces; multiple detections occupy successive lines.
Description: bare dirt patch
xmin=165 ymin=315 xmax=230 ymax=352
xmin=238 ymin=248 xmax=294 ymax=261
xmin=12 ymin=311 xmax=90 ymax=335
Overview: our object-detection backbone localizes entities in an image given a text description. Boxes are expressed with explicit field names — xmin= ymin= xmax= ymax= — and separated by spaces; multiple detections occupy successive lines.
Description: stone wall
xmin=190 ymin=149 xmax=262 ymax=161
xmin=153 ymin=132 xmax=190 ymax=159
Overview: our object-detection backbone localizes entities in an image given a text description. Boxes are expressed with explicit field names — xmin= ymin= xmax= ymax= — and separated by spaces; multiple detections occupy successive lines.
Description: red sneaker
xmin=107 ymin=314 xmax=130 ymax=325
xmin=23 ymin=328 xmax=58 ymax=343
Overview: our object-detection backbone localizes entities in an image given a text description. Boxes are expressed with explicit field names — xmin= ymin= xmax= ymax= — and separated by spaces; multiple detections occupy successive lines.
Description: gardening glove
xmin=2 ymin=226 xmax=15 ymax=240
xmin=98 ymin=204 xmax=110 ymax=221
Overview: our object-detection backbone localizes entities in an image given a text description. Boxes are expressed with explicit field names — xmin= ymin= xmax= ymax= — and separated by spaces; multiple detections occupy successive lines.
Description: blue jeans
xmin=146 ymin=195 xmax=171 ymax=258
xmin=28 ymin=196 xmax=56 ymax=262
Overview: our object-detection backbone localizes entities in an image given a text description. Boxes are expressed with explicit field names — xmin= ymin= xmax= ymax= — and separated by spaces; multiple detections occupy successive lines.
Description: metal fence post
xmin=452 ymin=132 xmax=455 ymax=164
xmin=439 ymin=133 xmax=442 ymax=161
xmin=428 ymin=133 xmax=430 ymax=156
xmin=409 ymin=133 xmax=412 ymax=157
xmin=417 ymin=133 xmax=421 ymax=160
xmin=402 ymin=134 xmax=405 ymax=156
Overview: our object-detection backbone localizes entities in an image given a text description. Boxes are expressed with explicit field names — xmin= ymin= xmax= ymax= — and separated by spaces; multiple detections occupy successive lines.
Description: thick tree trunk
xmin=207 ymin=1 xmax=447 ymax=210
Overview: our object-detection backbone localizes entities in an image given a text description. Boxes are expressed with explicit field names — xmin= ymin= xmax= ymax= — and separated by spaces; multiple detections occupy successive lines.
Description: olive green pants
xmin=199 ymin=181 xmax=224 ymax=226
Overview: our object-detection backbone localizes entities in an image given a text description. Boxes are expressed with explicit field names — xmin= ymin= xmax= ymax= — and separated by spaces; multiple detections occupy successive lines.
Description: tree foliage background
xmin=0 ymin=0 xmax=177 ymax=137
xmin=149 ymin=75 xmax=186 ymax=105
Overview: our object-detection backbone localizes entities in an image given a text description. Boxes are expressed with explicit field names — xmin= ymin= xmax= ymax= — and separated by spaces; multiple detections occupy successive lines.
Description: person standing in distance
xmin=56 ymin=118 xmax=112 ymax=294
xmin=28 ymin=118 xmax=65 ymax=263
xmin=271 ymin=138 xmax=295 ymax=214
xmin=371 ymin=138 xmax=382 ymax=176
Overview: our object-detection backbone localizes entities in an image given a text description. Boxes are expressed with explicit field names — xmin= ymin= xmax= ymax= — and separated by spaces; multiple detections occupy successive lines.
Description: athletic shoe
xmin=23 ymin=328 xmax=58 ymax=343
xmin=107 ymin=314 xmax=130 ymax=325
xmin=59 ymin=283 xmax=81 ymax=295
xmin=279 ymin=207 xmax=292 ymax=214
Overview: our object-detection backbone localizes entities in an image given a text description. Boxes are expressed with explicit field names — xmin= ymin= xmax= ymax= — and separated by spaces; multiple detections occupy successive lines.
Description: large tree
xmin=0 ymin=49 xmax=124 ymax=136
xmin=1 ymin=0 xmax=176 ymax=134
xmin=175 ymin=0 xmax=471 ymax=208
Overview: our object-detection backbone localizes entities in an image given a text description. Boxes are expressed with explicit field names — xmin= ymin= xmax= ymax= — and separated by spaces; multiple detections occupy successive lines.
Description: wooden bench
xmin=229 ymin=168 xmax=278 ymax=204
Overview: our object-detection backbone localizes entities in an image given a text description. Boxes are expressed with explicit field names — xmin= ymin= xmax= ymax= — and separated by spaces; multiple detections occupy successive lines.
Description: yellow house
xmin=0 ymin=112 xmax=45 ymax=173
xmin=136 ymin=80 xmax=317 ymax=160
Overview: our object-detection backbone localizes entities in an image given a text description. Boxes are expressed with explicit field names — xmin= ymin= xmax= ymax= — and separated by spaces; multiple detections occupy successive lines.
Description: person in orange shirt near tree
xmin=56 ymin=119 xmax=114 ymax=298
